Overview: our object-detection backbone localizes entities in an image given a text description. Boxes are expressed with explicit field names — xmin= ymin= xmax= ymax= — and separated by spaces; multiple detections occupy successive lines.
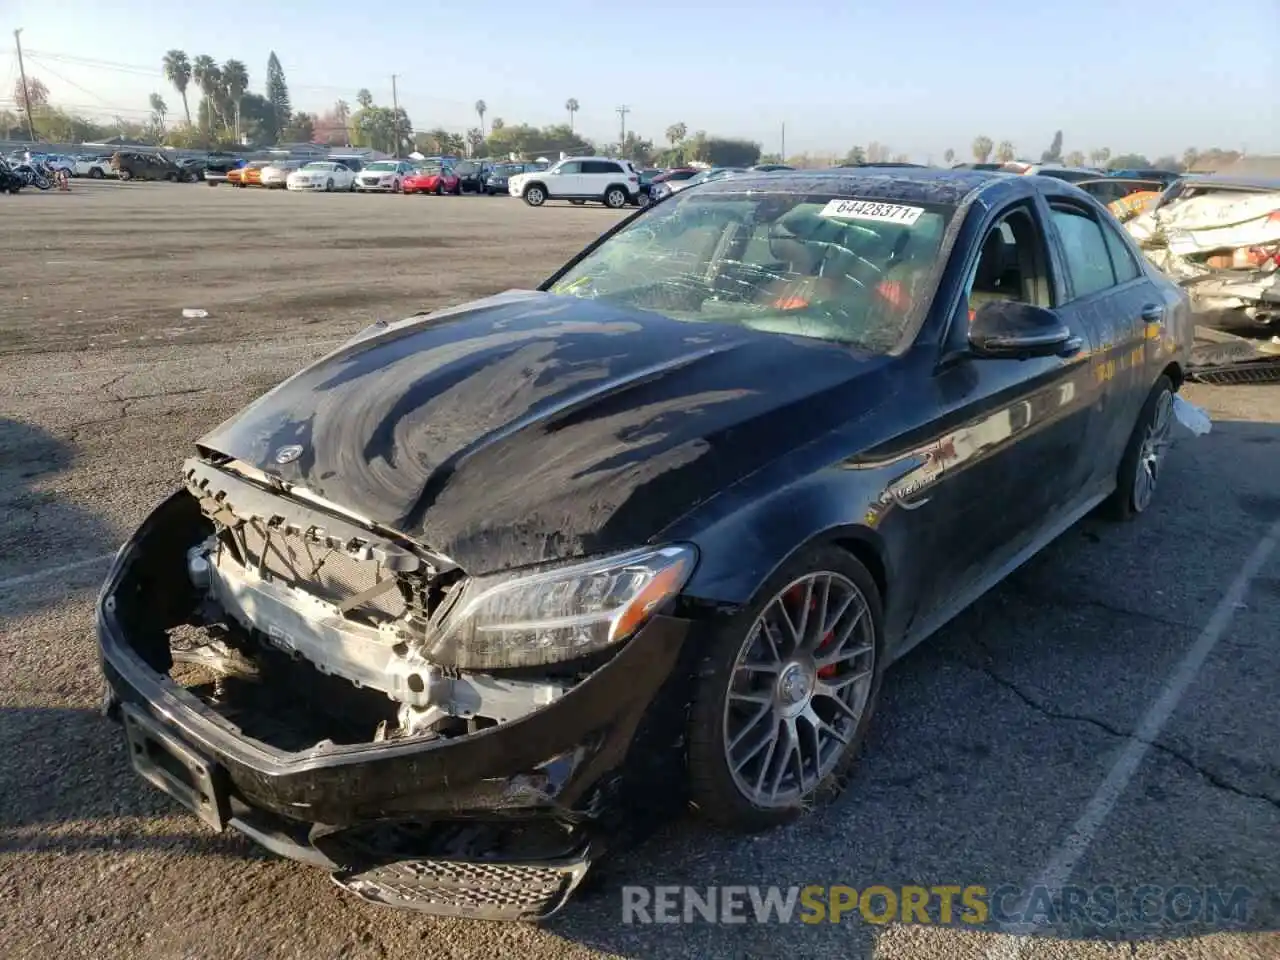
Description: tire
xmin=326 ymin=178 xmax=334 ymax=192
xmin=603 ymin=186 xmax=628 ymax=209
xmin=523 ymin=184 xmax=546 ymax=207
xmin=1105 ymin=375 xmax=1174 ymax=521
xmin=687 ymin=545 xmax=885 ymax=833
xmin=118 ymin=170 xmax=132 ymax=182
xmin=89 ymin=167 xmax=103 ymax=179
xmin=435 ymin=183 xmax=443 ymax=196
xmin=392 ymin=179 xmax=401 ymax=194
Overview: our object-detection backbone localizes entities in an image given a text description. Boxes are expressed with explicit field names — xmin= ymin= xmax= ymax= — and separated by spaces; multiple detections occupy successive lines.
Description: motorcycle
xmin=12 ymin=159 xmax=54 ymax=190
xmin=0 ymin=157 xmax=25 ymax=194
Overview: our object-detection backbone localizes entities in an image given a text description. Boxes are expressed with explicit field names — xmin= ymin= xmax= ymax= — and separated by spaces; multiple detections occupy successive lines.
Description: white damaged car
xmin=286 ymin=160 xmax=358 ymax=193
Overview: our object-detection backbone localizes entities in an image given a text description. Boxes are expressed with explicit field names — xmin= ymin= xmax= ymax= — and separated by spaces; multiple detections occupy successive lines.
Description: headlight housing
xmin=421 ymin=545 xmax=696 ymax=670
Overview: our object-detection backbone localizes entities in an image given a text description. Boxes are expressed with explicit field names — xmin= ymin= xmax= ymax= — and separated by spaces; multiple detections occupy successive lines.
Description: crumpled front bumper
xmin=95 ymin=492 xmax=696 ymax=920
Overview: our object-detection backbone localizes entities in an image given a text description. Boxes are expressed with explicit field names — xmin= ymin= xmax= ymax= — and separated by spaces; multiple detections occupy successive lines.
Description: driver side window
xmin=966 ymin=206 xmax=1050 ymax=323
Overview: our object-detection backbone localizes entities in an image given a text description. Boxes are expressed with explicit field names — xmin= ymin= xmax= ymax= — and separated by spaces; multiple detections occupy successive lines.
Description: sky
xmin=1 ymin=0 xmax=1277 ymax=160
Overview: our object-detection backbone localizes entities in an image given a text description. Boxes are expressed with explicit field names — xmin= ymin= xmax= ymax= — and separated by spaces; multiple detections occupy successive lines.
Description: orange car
xmin=228 ymin=161 xmax=271 ymax=188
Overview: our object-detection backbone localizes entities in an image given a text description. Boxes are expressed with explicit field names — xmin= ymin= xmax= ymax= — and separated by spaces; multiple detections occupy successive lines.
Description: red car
xmin=403 ymin=162 xmax=460 ymax=195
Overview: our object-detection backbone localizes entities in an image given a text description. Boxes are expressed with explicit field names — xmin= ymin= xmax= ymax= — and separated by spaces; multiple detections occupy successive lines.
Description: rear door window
xmin=1048 ymin=204 xmax=1116 ymax=299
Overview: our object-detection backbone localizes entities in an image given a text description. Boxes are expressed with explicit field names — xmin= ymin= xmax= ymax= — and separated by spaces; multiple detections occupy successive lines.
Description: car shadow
xmin=0 ymin=417 xmax=120 ymax=613
xmin=0 ymin=705 xmax=269 ymax=863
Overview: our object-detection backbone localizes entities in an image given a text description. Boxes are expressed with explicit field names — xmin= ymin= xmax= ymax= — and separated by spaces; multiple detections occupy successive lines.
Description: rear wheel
xmin=603 ymin=186 xmax=628 ymax=209
xmin=118 ymin=170 xmax=132 ymax=181
xmin=1106 ymin=375 xmax=1174 ymax=520
xmin=687 ymin=545 xmax=884 ymax=832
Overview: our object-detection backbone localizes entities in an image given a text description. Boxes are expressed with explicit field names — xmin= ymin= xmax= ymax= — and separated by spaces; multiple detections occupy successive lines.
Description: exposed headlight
xmin=422 ymin=545 xmax=696 ymax=669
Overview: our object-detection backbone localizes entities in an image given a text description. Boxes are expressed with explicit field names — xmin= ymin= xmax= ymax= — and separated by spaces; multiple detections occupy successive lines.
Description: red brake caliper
xmin=786 ymin=585 xmax=837 ymax=679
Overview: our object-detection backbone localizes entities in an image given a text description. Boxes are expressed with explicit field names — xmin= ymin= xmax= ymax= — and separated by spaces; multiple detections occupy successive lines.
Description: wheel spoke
xmin=815 ymin=684 xmax=864 ymax=722
xmin=729 ymin=689 xmax=771 ymax=705
xmin=753 ymin=724 xmax=782 ymax=796
xmin=774 ymin=597 xmax=802 ymax=649
xmin=768 ymin=720 xmax=798 ymax=801
xmin=730 ymin=706 xmax=775 ymax=762
xmin=817 ymin=667 xmax=872 ymax=694
xmin=794 ymin=577 xmax=815 ymax=646
xmin=740 ymin=660 xmax=780 ymax=674
xmin=817 ymin=640 xmax=873 ymax=670
xmin=759 ymin=620 xmax=786 ymax=664
xmin=803 ymin=706 xmax=851 ymax=747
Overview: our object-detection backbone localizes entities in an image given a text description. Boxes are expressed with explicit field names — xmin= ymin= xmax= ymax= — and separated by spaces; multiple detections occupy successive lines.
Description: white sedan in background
xmin=261 ymin=160 xmax=303 ymax=189
xmin=286 ymin=161 xmax=358 ymax=192
xmin=354 ymin=159 xmax=415 ymax=193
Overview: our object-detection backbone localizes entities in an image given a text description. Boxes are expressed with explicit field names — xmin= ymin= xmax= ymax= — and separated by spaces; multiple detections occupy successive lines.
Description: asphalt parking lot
xmin=1 ymin=180 xmax=1277 ymax=960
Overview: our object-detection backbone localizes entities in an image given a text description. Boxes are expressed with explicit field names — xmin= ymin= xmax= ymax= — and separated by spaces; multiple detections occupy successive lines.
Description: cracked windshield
xmin=551 ymin=192 xmax=952 ymax=351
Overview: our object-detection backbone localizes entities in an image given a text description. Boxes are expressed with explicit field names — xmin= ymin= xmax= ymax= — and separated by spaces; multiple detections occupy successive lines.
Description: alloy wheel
xmin=1133 ymin=388 xmax=1173 ymax=512
xmin=722 ymin=571 xmax=875 ymax=808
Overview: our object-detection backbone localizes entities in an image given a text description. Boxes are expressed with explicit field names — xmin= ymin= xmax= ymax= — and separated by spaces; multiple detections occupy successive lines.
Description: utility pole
xmin=390 ymin=74 xmax=400 ymax=157
xmin=616 ymin=105 xmax=629 ymax=148
xmin=14 ymin=29 xmax=35 ymax=142
xmin=780 ymin=122 xmax=785 ymax=161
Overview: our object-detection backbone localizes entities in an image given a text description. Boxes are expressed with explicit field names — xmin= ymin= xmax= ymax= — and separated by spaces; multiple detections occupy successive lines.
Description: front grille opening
xmin=167 ymin=622 xmax=398 ymax=752
xmin=222 ymin=524 xmax=410 ymax=625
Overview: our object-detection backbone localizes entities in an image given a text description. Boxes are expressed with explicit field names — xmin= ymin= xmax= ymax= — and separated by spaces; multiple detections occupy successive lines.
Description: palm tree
xmin=149 ymin=93 xmax=167 ymax=131
xmin=474 ymin=99 xmax=487 ymax=138
xmin=665 ymin=122 xmax=687 ymax=147
xmin=191 ymin=55 xmax=219 ymax=133
xmin=943 ymin=147 xmax=955 ymax=165
xmin=1091 ymin=147 xmax=1112 ymax=167
xmin=995 ymin=140 xmax=1016 ymax=163
xmin=162 ymin=50 xmax=192 ymax=127
xmin=971 ymin=135 xmax=993 ymax=164
xmin=222 ymin=59 xmax=248 ymax=141
xmin=356 ymin=88 xmax=373 ymax=110
xmin=565 ymin=97 xmax=579 ymax=132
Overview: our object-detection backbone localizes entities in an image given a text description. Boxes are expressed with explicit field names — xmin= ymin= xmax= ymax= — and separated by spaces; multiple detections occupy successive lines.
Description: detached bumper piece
xmin=334 ymin=851 xmax=591 ymax=921
xmin=1187 ymin=326 xmax=1280 ymax=385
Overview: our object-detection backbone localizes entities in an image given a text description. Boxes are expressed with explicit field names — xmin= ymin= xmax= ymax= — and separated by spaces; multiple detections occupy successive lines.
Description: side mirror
xmin=968 ymin=300 xmax=1082 ymax=359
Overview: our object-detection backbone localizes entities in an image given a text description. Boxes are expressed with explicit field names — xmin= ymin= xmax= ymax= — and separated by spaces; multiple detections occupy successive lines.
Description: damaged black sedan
xmin=98 ymin=168 xmax=1197 ymax=921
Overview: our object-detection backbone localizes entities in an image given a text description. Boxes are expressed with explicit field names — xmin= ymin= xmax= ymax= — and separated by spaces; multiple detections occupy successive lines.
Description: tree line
xmin=0 ymin=76 xmax=1245 ymax=176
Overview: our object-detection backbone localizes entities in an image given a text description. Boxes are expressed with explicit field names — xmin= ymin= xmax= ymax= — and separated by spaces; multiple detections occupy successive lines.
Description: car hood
xmin=197 ymin=290 xmax=895 ymax=574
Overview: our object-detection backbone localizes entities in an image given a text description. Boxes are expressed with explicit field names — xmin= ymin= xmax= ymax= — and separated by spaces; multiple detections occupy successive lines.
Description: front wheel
xmin=523 ymin=185 xmax=546 ymax=206
xmin=687 ymin=545 xmax=884 ymax=832
xmin=117 ymin=170 xmax=132 ymax=182
xmin=392 ymin=179 xmax=401 ymax=193
xmin=603 ymin=187 xmax=628 ymax=209
xmin=89 ymin=167 xmax=104 ymax=180
xmin=1106 ymin=375 xmax=1174 ymax=520
xmin=326 ymin=178 xmax=334 ymax=192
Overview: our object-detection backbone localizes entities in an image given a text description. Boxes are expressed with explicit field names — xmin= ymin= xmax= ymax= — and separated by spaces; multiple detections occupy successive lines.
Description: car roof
xmin=695 ymin=166 xmax=1006 ymax=206
xmin=1175 ymin=173 xmax=1280 ymax=191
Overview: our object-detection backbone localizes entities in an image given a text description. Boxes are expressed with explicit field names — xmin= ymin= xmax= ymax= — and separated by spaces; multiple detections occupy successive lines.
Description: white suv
xmin=508 ymin=157 xmax=640 ymax=208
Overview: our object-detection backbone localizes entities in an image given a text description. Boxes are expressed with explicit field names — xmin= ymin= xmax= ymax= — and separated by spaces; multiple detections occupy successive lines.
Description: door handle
xmin=1141 ymin=303 xmax=1164 ymax=322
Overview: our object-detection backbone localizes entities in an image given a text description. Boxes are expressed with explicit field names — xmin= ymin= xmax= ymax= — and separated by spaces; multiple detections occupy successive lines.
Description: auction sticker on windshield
xmin=819 ymin=199 xmax=925 ymax=225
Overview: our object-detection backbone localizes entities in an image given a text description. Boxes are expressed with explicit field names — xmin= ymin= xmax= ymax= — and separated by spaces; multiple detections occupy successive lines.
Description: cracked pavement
xmin=1 ymin=182 xmax=1277 ymax=960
